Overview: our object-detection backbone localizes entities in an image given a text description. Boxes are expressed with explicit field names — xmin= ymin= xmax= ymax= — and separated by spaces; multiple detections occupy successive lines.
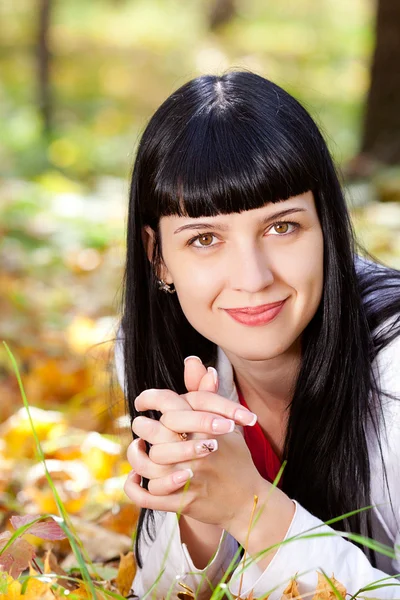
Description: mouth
xmin=223 ymin=299 xmax=287 ymax=326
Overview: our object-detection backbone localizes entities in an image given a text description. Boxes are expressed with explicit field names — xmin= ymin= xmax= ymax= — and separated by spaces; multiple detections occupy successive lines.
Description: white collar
xmin=216 ymin=347 xmax=239 ymax=404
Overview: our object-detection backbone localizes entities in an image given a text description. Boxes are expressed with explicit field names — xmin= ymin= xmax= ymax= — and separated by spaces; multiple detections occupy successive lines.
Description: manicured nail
xmin=212 ymin=418 xmax=235 ymax=433
xmin=195 ymin=439 xmax=218 ymax=455
xmin=207 ymin=367 xmax=218 ymax=386
xmin=184 ymin=356 xmax=202 ymax=363
xmin=234 ymin=409 xmax=257 ymax=426
xmin=173 ymin=469 xmax=194 ymax=485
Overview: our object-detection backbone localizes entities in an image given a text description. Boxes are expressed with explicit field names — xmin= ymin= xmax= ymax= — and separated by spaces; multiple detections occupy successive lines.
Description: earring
xmin=158 ymin=279 xmax=176 ymax=294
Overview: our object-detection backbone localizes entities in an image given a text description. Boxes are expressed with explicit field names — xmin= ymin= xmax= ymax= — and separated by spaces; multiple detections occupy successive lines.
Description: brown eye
xmin=198 ymin=234 xmax=214 ymax=246
xmin=273 ymin=223 xmax=289 ymax=234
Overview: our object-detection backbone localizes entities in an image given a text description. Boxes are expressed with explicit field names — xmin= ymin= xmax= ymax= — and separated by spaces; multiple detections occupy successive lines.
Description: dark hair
xmin=118 ymin=70 xmax=400 ymax=568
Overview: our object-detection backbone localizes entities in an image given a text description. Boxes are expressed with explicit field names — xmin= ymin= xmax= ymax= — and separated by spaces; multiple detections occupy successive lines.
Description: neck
xmin=222 ymin=339 xmax=301 ymax=414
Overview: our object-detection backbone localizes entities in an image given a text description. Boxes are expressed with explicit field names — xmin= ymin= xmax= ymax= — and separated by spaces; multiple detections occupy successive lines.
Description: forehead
xmin=160 ymin=191 xmax=316 ymax=231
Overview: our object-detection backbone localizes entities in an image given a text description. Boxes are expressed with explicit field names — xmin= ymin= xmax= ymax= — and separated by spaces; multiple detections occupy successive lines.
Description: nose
xmin=228 ymin=242 xmax=274 ymax=293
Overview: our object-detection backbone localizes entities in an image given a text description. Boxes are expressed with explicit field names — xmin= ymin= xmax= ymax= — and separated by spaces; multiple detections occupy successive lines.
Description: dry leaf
xmin=282 ymin=577 xmax=302 ymax=600
xmin=60 ymin=515 xmax=132 ymax=568
xmin=10 ymin=514 xmax=66 ymax=540
xmin=0 ymin=572 xmax=22 ymax=600
xmin=312 ymin=572 xmax=346 ymax=600
xmin=68 ymin=582 xmax=108 ymax=599
xmin=115 ymin=551 xmax=136 ymax=596
xmin=22 ymin=563 xmax=55 ymax=599
xmin=98 ymin=503 xmax=140 ymax=536
xmin=0 ymin=531 xmax=36 ymax=579
xmin=43 ymin=548 xmax=76 ymax=591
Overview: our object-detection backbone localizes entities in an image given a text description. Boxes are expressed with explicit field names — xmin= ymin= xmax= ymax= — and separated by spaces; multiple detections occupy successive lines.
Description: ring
xmin=179 ymin=432 xmax=189 ymax=441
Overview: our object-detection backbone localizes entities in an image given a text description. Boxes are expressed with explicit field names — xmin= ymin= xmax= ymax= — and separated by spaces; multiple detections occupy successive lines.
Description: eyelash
xmin=187 ymin=220 xmax=300 ymax=249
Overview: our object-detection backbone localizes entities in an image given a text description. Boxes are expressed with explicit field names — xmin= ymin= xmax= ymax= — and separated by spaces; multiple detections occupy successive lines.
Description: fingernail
xmin=195 ymin=439 xmax=218 ymax=455
xmin=184 ymin=356 xmax=202 ymax=363
xmin=207 ymin=367 xmax=218 ymax=386
xmin=212 ymin=418 xmax=235 ymax=433
xmin=234 ymin=409 xmax=258 ymax=426
xmin=173 ymin=468 xmax=194 ymax=484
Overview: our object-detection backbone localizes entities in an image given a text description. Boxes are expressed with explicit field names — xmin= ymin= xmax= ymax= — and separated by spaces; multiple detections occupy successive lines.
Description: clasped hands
xmin=123 ymin=356 xmax=267 ymax=534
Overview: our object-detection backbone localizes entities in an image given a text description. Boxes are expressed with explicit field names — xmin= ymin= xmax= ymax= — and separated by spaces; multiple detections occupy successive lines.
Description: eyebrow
xmin=173 ymin=207 xmax=307 ymax=234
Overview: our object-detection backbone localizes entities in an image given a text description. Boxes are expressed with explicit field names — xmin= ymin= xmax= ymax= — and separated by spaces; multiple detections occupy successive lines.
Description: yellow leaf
xmin=43 ymin=549 xmax=76 ymax=591
xmin=282 ymin=576 xmax=302 ymax=600
xmin=312 ymin=572 xmax=346 ymax=600
xmin=68 ymin=583 xmax=108 ymax=599
xmin=0 ymin=572 xmax=22 ymax=600
xmin=115 ymin=551 xmax=136 ymax=597
xmin=22 ymin=563 xmax=54 ymax=599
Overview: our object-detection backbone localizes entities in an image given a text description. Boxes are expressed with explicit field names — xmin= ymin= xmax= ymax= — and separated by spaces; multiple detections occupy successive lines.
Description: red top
xmin=237 ymin=386 xmax=283 ymax=488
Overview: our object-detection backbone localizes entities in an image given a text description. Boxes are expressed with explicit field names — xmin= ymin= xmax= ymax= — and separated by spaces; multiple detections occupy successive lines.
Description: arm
xmin=179 ymin=515 xmax=225 ymax=569
xmin=131 ymin=511 xmax=239 ymax=600
xmin=227 ymin=500 xmax=400 ymax=600
xmin=226 ymin=327 xmax=400 ymax=599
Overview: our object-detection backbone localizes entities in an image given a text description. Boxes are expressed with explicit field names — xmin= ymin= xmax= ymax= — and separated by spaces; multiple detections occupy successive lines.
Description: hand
xmin=124 ymin=357 xmax=264 ymax=533
xmin=127 ymin=356 xmax=257 ymax=475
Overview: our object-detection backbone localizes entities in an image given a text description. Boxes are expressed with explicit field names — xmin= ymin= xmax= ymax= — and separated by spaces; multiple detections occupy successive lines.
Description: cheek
xmin=171 ymin=261 xmax=222 ymax=324
xmin=288 ymin=233 xmax=324 ymax=311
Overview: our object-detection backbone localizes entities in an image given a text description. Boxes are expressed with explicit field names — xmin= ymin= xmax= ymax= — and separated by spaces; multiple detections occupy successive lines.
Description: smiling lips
xmin=223 ymin=299 xmax=287 ymax=326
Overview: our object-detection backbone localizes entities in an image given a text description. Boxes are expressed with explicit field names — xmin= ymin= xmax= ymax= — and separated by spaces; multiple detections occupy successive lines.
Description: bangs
xmin=147 ymin=99 xmax=320 ymax=222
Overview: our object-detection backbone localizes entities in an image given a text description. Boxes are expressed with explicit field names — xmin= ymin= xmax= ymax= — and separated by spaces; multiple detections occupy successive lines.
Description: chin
xmin=226 ymin=342 xmax=293 ymax=362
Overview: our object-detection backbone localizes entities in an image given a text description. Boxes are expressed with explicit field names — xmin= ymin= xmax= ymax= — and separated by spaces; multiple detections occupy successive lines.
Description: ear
xmin=141 ymin=225 xmax=173 ymax=284
xmin=142 ymin=225 xmax=156 ymax=264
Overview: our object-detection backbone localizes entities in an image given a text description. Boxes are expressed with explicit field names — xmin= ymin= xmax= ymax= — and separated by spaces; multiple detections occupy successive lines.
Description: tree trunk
xmin=360 ymin=0 xmax=400 ymax=164
xmin=38 ymin=0 xmax=52 ymax=136
xmin=208 ymin=0 xmax=236 ymax=31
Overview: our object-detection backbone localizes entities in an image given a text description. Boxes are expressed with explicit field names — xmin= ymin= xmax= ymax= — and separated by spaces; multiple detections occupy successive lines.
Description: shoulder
xmin=372 ymin=316 xmax=400 ymax=404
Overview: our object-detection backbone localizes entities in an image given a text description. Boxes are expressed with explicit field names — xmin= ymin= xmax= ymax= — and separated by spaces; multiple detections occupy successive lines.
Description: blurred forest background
xmin=1 ymin=0 xmax=400 ymax=583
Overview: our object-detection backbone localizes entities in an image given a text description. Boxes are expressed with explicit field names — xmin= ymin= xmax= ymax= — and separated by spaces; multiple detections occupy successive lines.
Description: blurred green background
xmin=1 ymin=0 xmax=400 ymax=415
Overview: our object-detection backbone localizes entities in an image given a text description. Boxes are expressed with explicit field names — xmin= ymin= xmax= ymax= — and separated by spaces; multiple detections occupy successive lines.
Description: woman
xmin=115 ymin=71 xmax=400 ymax=599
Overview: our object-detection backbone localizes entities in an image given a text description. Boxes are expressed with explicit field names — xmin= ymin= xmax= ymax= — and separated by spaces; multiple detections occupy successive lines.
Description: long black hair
xmin=117 ymin=70 xmax=400 ymax=568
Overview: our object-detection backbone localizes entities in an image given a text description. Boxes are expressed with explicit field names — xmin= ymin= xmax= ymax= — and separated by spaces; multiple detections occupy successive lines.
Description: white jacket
xmin=115 ymin=326 xmax=400 ymax=599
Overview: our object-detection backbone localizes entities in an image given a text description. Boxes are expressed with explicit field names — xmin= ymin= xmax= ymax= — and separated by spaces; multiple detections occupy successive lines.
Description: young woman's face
xmin=153 ymin=191 xmax=324 ymax=361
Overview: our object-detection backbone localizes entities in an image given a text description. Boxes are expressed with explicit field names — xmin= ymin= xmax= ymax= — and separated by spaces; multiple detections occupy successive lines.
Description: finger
xmin=132 ymin=416 xmax=182 ymax=444
xmin=127 ymin=438 xmax=172 ymax=479
xmin=198 ymin=367 xmax=219 ymax=393
xmin=147 ymin=469 xmax=194 ymax=496
xmin=135 ymin=389 xmax=191 ymax=413
xmin=127 ymin=471 xmax=141 ymax=486
xmin=160 ymin=410 xmax=235 ymax=435
xmin=182 ymin=391 xmax=258 ymax=427
xmin=149 ymin=438 xmax=218 ymax=465
xmin=184 ymin=356 xmax=208 ymax=392
xmin=124 ymin=473 xmax=184 ymax=511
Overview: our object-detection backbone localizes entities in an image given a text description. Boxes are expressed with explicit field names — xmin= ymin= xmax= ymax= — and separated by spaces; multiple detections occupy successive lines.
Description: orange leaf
xmin=282 ymin=577 xmax=302 ymax=600
xmin=312 ymin=572 xmax=346 ymax=600
xmin=68 ymin=583 xmax=108 ymax=599
xmin=115 ymin=551 xmax=136 ymax=597
xmin=22 ymin=563 xmax=55 ymax=599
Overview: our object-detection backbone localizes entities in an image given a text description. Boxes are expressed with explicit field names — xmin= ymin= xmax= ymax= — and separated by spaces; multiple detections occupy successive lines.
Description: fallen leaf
xmin=282 ymin=577 xmax=302 ymax=600
xmin=0 ymin=531 xmax=36 ymax=579
xmin=22 ymin=563 xmax=55 ymax=599
xmin=312 ymin=572 xmax=346 ymax=600
xmin=0 ymin=572 xmax=22 ymax=599
xmin=43 ymin=548 xmax=76 ymax=591
xmin=10 ymin=514 xmax=66 ymax=540
xmin=60 ymin=516 xmax=132 ymax=567
xmin=115 ymin=551 xmax=136 ymax=596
